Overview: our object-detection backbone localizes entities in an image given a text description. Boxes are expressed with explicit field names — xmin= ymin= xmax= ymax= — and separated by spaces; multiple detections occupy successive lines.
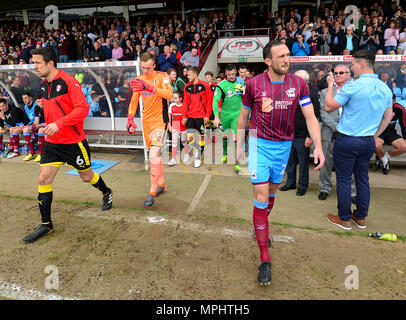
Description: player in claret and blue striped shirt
xmin=237 ymin=40 xmax=325 ymax=285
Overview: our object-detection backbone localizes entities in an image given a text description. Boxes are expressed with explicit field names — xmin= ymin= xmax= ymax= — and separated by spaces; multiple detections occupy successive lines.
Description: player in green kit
xmin=212 ymin=64 xmax=245 ymax=173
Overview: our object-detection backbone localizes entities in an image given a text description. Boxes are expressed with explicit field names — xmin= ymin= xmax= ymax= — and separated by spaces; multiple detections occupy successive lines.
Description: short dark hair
xmin=173 ymin=91 xmax=183 ymax=100
xmin=352 ymin=49 xmax=375 ymax=68
xmin=263 ymin=40 xmax=284 ymax=59
xmin=238 ymin=64 xmax=247 ymax=70
xmin=22 ymin=92 xmax=32 ymax=97
xmin=189 ymin=66 xmax=199 ymax=75
xmin=35 ymin=93 xmax=42 ymax=100
xmin=0 ymin=98 xmax=7 ymax=105
xmin=30 ymin=47 xmax=58 ymax=68
xmin=225 ymin=64 xmax=237 ymax=72
xmin=205 ymin=71 xmax=214 ymax=77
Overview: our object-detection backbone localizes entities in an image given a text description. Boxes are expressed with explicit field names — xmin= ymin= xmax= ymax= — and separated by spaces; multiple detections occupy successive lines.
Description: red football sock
xmin=24 ymin=133 xmax=35 ymax=155
xmin=13 ymin=134 xmax=20 ymax=153
xmin=253 ymin=200 xmax=270 ymax=262
xmin=267 ymin=194 xmax=275 ymax=216
xmin=38 ymin=133 xmax=45 ymax=155
xmin=171 ymin=146 xmax=177 ymax=160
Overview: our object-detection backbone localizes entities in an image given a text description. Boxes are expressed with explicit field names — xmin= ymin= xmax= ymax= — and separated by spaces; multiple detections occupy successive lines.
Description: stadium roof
xmin=0 ymin=0 xmax=179 ymax=13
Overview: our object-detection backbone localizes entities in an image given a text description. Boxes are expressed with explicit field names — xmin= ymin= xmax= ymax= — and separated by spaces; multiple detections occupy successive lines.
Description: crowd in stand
xmin=0 ymin=1 xmax=405 ymax=119
xmin=0 ymin=1 xmax=403 ymax=66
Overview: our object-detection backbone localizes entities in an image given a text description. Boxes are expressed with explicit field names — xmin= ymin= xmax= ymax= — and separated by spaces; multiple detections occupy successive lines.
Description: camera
xmin=318 ymin=68 xmax=335 ymax=91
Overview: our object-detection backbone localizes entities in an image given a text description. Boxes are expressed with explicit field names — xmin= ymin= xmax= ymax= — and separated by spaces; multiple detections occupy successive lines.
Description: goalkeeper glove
xmin=127 ymin=114 xmax=137 ymax=134
xmin=130 ymin=79 xmax=155 ymax=93
xmin=234 ymin=83 xmax=244 ymax=96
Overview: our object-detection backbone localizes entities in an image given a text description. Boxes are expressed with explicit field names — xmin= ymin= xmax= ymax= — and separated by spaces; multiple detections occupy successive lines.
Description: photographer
xmin=57 ymin=33 xmax=70 ymax=63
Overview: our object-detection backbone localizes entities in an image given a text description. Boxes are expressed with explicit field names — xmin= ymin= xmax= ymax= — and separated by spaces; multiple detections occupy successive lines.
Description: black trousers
xmin=285 ymin=137 xmax=310 ymax=190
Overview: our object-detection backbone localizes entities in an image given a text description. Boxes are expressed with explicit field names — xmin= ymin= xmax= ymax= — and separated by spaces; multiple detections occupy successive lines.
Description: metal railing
xmin=216 ymin=27 xmax=271 ymax=38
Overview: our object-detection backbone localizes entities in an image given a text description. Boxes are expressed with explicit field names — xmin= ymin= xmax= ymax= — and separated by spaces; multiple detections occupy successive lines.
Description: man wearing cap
xmin=19 ymin=42 xmax=32 ymax=63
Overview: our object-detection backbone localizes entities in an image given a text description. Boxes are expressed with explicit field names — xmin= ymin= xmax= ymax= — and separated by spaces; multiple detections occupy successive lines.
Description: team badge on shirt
xmin=56 ymin=85 xmax=62 ymax=92
xmin=285 ymin=88 xmax=296 ymax=98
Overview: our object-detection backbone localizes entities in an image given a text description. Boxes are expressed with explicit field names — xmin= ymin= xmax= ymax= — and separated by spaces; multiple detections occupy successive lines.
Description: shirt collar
xmin=359 ymin=73 xmax=378 ymax=79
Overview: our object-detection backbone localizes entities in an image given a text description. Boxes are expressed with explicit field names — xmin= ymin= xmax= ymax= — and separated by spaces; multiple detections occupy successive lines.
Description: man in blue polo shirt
xmin=324 ymin=50 xmax=393 ymax=230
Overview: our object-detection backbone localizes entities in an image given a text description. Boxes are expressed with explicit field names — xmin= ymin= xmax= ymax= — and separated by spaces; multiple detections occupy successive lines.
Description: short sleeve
xmin=298 ymin=78 xmax=311 ymax=108
xmin=241 ymin=80 xmax=253 ymax=110
xmin=333 ymin=82 xmax=353 ymax=107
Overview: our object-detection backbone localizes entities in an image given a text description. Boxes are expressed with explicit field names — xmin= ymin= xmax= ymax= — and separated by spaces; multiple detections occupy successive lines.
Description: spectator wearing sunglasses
xmin=318 ymin=64 xmax=356 ymax=202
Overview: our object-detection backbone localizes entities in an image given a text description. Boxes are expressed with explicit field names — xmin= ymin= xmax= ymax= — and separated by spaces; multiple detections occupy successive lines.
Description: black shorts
xmin=186 ymin=117 xmax=206 ymax=136
xmin=379 ymin=130 xmax=402 ymax=145
xmin=40 ymin=139 xmax=92 ymax=172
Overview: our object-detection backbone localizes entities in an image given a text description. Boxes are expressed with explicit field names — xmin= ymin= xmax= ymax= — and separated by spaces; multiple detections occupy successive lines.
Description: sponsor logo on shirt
xmin=274 ymin=100 xmax=293 ymax=109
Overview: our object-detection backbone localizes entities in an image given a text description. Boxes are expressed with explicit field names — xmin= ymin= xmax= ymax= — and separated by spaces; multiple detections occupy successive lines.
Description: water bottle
xmin=369 ymin=232 xmax=397 ymax=242
xmin=24 ymin=145 xmax=28 ymax=155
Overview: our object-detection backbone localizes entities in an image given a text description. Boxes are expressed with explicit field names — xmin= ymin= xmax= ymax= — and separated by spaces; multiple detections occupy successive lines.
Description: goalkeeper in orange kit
xmin=127 ymin=52 xmax=173 ymax=206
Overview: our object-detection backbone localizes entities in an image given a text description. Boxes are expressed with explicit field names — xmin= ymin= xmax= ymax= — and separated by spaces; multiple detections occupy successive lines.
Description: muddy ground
xmin=0 ymin=152 xmax=405 ymax=300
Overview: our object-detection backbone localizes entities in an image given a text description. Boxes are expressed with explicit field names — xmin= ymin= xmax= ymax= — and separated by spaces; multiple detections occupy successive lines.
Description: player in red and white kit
xmin=168 ymin=91 xmax=188 ymax=166
xmin=23 ymin=47 xmax=113 ymax=243
xmin=182 ymin=67 xmax=213 ymax=168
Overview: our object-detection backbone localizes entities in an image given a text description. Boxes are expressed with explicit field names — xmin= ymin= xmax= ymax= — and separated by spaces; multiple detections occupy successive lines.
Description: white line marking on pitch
xmin=74 ymin=210 xmax=295 ymax=244
xmin=0 ymin=281 xmax=78 ymax=300
xmin=186 ymin=174 xmax=212 ymax=215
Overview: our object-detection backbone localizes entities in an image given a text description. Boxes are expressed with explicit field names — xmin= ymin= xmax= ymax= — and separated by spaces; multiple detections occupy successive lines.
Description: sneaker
xmin=326 ymin=214 xmax=352 ymax=230
xmin=183 ymin=154 xmax=190 ymax=163
xmin=193 ymin=158 xmax=201 ymax=168
xmin=257 ymin=261 xmax=272 ymax=285
xmin=382 ymin=160 xmax=390 ymax=175
xmin=144 ymin=194 xmax=155 ymax=206
xmin=33 ymin=154 xmax=41 ymax=163
xmin=221 ymin=155 xmax=228 ymax=164
xmin=373 ymin=155 xmax=382 ymax=171
xmin=2 ymin=151 xmax=12 ymax=158
xmin=351 ymin=216 xmax=366 ymax=229
xmin=23 ymin=224 xmax=54 ymax=243
xmin=168 ymin=158 xmax=176 ymax=166
xmin=102 ymin=189 xmax=113 ymax=211
xmin=156 ymin=185 xmax=167 ymax=197
xmin=23 ymin=153 xmax=35 ymax=161
xmin=234 ymin=163 xmax=241 ymax=173
xmin=7 ymin=152 xmax=19 ymax=159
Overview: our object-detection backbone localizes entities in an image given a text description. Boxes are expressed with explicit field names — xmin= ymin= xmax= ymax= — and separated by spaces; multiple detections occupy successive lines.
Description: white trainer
xmin=183 ymin=154 xmax=190 ymax=163
xmin=168 ymin=158 xmax=177 ymax=166
xmin=193 ymin=158 xmax=201 ymax=168
xmin=7 ymin=152 xmax=19 ymax=159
